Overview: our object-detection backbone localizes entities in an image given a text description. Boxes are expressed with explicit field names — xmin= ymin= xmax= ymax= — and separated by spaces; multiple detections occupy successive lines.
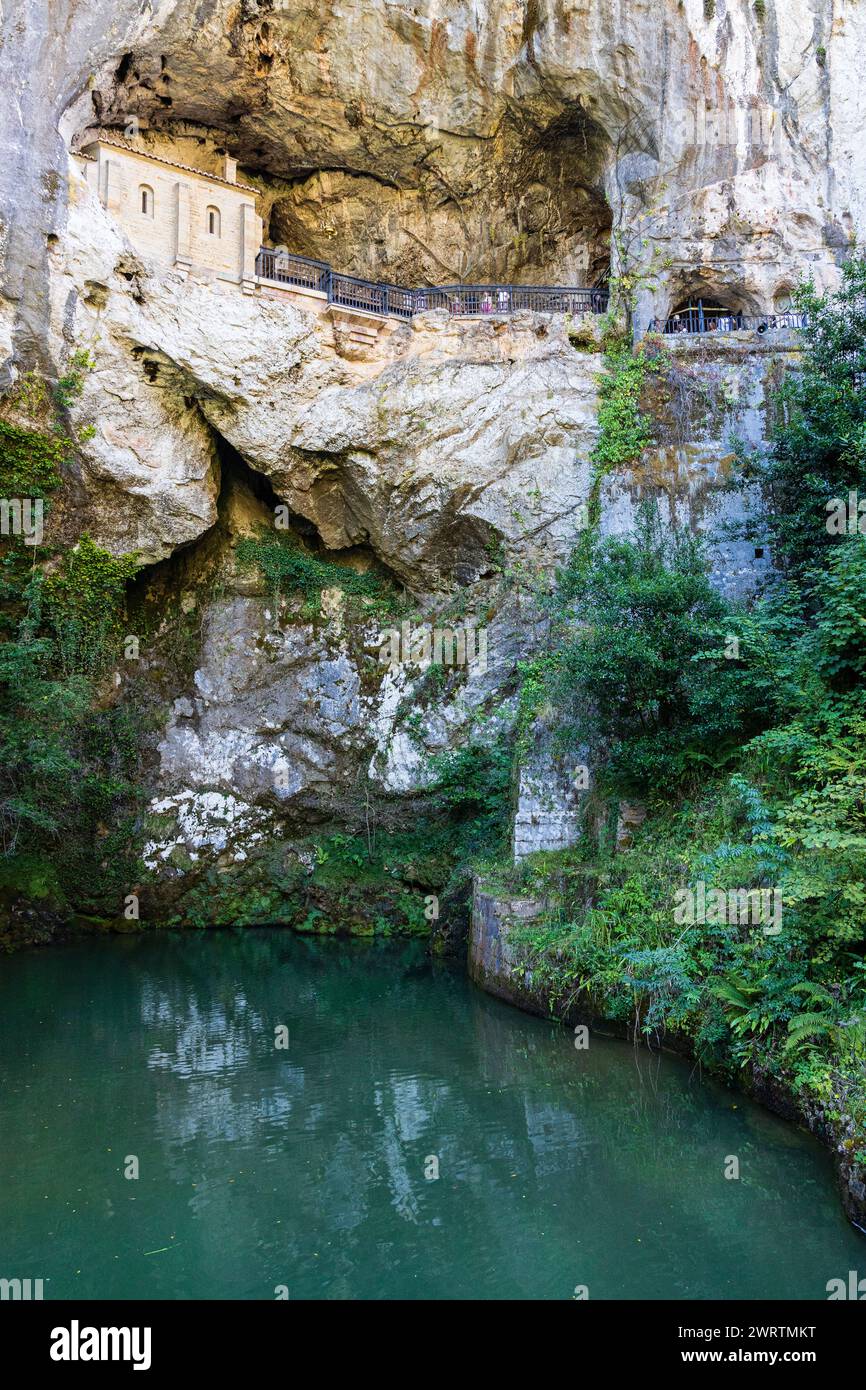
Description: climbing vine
xmin=592 ymin=343 xmax=657 ymax=475
xmin=54 ymin=349 xmax=95 ymax=411
xmin=43 ymin=536 xmax=140 ymax=675
xmin=0 ymin=419 xmax=68 ymax=497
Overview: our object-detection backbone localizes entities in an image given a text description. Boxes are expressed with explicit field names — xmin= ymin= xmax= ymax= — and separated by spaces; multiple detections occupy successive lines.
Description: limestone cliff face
xmin=3 ymin=0 xmax=863 ymax=359
xmin=1 ymin=0 xmax=864 ymax=916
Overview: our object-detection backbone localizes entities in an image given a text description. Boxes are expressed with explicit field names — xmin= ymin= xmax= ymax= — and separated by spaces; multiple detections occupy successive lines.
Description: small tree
xmin=550 ymin=505 xmax=770 ymax=793
xmin=748 ymin=254 xmax=866 ymax=586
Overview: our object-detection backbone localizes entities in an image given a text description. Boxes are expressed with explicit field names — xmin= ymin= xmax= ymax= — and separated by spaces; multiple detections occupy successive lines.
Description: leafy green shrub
xmin=427 ymin=733 xmax=514 ymax=878
xmin=43 ymin=536 xmax=140 ymax=675
xmin=743 ymin=255 xmax=866 ymax=585
xmin=235 ymin=528 xmax=406 ymax=619
xmin=0 ymin=514 xmax=143 ymax=921
xmin=548 ymin=504 xmax=771 ymax=792
xmin=0 ymin=419 xmax=68 ymax=497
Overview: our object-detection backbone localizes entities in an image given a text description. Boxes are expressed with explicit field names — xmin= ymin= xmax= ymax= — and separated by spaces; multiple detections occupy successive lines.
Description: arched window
xmin=206 ymin=206 xmax=221 ymax=236
xmin=139 ymin=185 xmax=154 ymax=217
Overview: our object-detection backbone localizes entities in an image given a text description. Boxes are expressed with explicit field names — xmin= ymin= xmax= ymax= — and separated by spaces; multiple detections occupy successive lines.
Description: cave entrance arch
xmin=665 ymin=297 xmax=738 ymax=334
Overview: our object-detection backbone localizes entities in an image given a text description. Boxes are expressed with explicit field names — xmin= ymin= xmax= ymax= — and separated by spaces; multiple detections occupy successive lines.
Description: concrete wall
xmin=469 ymin=883 xmax=546 ymax=1007
xmin=468 ymin=882 xmax=619 ymax=1029
xmin=512 ymin=725 xmax=585 ymax=862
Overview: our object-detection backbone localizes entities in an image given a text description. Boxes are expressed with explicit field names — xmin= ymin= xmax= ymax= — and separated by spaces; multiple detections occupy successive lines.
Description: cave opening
xmin=665 ymin=296 xmax=740 ymax=333
xmin=254 ymin=99 xmax=614 ymax=290
xmin=127 ymin=429 xmax=413 ymax=629
xmin=71 ymin=55 xmax=616 ymax=294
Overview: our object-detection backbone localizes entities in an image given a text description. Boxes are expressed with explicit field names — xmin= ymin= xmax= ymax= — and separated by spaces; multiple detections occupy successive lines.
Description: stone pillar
xmin=174 ymin=182 xmax=191 ymax=275
xmin=512 ymin=732 xmax=584 ymax=861
xmin=100 ymin=158 xmax=123 ymax=215
xmin=468 ymin=880 xmax=545 ymax=1005
xmin=240 ymin=203 xmax=262 ymax=292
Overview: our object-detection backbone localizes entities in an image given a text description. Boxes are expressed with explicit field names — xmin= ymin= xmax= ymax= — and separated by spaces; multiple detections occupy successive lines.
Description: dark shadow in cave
xmin=126 ymin=427 xmax=413 ymax=625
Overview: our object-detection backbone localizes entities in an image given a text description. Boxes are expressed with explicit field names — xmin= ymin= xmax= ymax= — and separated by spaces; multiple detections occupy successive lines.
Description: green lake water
xmin=0 ymin=930 xmax=862 ymax=1300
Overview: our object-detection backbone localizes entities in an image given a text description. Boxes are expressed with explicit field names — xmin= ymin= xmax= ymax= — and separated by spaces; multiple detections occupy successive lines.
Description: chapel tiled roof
xmin=80 ymin=135 xmax=258 ymax=194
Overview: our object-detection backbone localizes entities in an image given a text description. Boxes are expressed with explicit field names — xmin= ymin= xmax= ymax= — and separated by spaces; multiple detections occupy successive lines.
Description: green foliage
xmin=514 ymin=654 xmax=559 ymax=754
xmin=0 ymin=577 xmax=144 ymax=916
xmin=427 ymin=733 xmax=514 ymax=877
xmin=548 ymin=503 xmax=772 ymax=792
xmin=54 ymin=349 xmax=95 ymax=411
xmin=0 ymin=437 xmax=143 ymax=922
xmin=292 ymin=732 xmax=513 ymax=926
xmin=235 ymin=528 xmax=406 ymax=619
xmin=43 ymin=537 xmax=140 ymax=675
xmin=4 ymin=372 xmax=52 ymax=420
xmin=810 ymin=537 xmax=866 ymax=685
xmin=0 ymin=392 xmax=149 ymax=929
xmin=744 ymin=697 xmax=866 ymax=954
xmin=742 ymin=255 xmax=866 ymax=585
xmin=592 ymin=344 xmax=657 ymax=476
xmin=0 ymin=592 xmax=91 ymax=858
xmin=0 ymin=419 xmax=68 ymax=497
xmin=170 ymin=826 xmax=451 ymax=937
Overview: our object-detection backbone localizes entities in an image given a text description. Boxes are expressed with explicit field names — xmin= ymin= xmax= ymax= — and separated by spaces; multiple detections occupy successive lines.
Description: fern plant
xmin=784 ymin=982 xmax=838 ymax=1054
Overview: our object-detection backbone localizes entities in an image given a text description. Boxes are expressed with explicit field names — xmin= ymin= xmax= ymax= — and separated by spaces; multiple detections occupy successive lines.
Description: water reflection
xmin=0 ymin=930 xmax=862 ymax=1300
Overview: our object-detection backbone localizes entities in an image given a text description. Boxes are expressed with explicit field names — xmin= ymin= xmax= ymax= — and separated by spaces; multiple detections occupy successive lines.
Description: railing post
xmin=325 ymin=268 xmax=333 ymax=304
xmin=698 ymin=299 xmax=705 ymax=334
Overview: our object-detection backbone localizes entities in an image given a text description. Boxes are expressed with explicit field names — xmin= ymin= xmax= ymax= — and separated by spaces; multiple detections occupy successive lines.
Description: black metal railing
xmin=649 ymin=310 xmax=808 ymax=336
xmin=255 ymin=248 xmax=330 ymax=294
xmin=254 ymin=249 xmax=608 ymax=320
xmin=417 ymin=285 xmax=608 ymax=316
xmin=330 ymin=272 xmax=416 ymax=319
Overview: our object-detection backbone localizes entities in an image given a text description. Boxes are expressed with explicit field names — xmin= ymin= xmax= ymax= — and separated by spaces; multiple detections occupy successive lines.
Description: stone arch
xmin=657 ymin=272 xmax=761 ymax=333
xmin=206 ymin=205 xmax=221 ymax=236
xmin=666 ymin=294 xmax=739 ymax=333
